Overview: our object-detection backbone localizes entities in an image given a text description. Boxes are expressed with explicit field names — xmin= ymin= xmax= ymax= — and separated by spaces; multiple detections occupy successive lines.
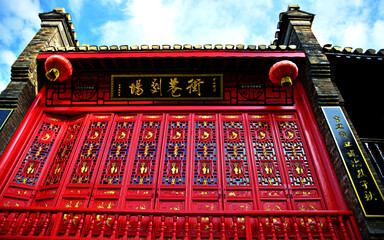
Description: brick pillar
xmin=0 ymin=8 xmax=76 ymax=155
xmin=275 ymin=5 xmax=384 ymax=239
xmin=275 ymin=5 xmax=342 ymax=107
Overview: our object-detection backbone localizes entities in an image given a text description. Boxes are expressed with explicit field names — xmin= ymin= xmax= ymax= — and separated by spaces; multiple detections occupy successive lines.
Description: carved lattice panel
xmin=156 ymin=114 xmax=190 ymax=213
xmin=190 ymin=114 xmax=223 ymax=214
xmin=42 ymin=116 xmax=85 ymax=186
xmin=248 ymin=114 xmax=283 ymax=187
xmin=221 ymin=115 xmax=251 ymax=187
xmin=220 ymin=114 xmax=256 ymax=220
xmin=273 ymin=113 xmax=323 ymax=211
xmin=98 ymin=114 xmax=136 ymax=185
xmin=160 ymin=115 xmax=189 ymax=186
xmin=53 ymin=113 xmax=114 ymax=215
xmin=193 ymin=116 xmax=219 ymax=187
xmin=274 ymin=114 xmax=315 ymax=187
xmin=88 ymin=114 xmax=138 ymax=216
xmin=34 ymin=115 xmax=86 ymax=207
xmin=247 ymin=113 xmax=289 ymax=211
xmin=0 ymin=110 xmax=327 ymax=222
xmin=125 ymin=114 xmax=165 ymax=210
xmin=0 ymin=114 xmax=65 ymax=208
xmin=53 ymin=114 xmax=114 ymax=235
xmin=68 ymin=114 xmax=113 ymax=185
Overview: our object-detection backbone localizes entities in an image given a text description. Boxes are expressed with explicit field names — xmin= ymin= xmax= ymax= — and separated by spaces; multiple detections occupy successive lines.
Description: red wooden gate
xmin=0 ymin=111 xmax=327 ymax=237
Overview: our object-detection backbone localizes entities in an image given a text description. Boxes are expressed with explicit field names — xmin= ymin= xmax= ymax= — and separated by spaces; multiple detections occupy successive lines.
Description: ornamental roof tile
xmin=323 ymin=44 xmax=384 ymax=59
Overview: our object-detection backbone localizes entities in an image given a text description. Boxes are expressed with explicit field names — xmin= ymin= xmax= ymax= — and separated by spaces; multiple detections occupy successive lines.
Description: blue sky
xmin=1 ymin=0 xmax=383 ymax=92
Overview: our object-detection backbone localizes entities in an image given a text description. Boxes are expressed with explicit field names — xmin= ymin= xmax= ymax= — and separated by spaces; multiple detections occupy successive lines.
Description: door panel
xmin=89 ymin=113 xmax=138 ymax=211
xmin=33 ymin=114 xmax=87 ymax=207
xmin=189 ymin=114 xmax=223 ymax=237
xmin=156 ymin=114 xmax=191 ymax=212
xmin=247 ymin=113 xmax=290 ymax=211
xmin=0 ymin=114 xmax=66 ymax=208
xmin=56 ymin=113 xmax=114 ymax=209
xmin=33 ymin=111 xmax=323 ymax=214
xmin=54 ymin=113 xmax=115 ymax=235
xmin=220 ymin=113 xmax=257 ymax=212
xmin=219 ymin=113 xmax=258 ymax=236
xmin=124 ymin=114 xmax=165 ymax=211
xmin=191 ymin=114 xmax=223 ymax=211
xmin=272 ymin=113 xmax=324 ymax=211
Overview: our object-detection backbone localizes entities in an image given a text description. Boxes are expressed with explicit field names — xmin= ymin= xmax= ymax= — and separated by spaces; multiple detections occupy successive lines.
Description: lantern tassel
xmin=46 ymin=68 xmax=60 ymax=81
xmin=281 ymin=76 xmax=292 ymax=87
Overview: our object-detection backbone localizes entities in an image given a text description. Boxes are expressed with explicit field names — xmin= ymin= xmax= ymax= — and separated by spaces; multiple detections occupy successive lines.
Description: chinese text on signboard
xmin=323 ymin=106 xmax=384 ymax=217
xmin=111 ymin=74 xmax=223 ymax=101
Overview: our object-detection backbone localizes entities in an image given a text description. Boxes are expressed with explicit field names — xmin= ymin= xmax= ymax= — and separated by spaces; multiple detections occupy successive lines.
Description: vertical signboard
xmin=323 ymin=106 xmax=384 ymax=217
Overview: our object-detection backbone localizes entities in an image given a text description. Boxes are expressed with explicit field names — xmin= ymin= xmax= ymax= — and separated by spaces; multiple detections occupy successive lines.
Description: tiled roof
xmin=323 ymin=44 xmax=384 ymax=59
xmin=41 ymin=44 xmax=298 ymax=52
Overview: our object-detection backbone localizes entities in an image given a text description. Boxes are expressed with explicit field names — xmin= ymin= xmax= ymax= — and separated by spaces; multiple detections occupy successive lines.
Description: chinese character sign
xmin=111 ymin=74 xmax=223 ymax=101
xmin=322 ymin=106 xmax=384 ymax=217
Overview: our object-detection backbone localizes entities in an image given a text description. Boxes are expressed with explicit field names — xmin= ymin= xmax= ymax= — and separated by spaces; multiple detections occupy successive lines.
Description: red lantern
xmin=44 ymin=55 xmax=73 ymax=81
xmin=269 ymin=60 xmax=298 ymax=87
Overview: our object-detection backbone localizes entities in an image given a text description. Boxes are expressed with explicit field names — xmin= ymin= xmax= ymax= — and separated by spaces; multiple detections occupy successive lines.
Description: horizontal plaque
xmin=111 ymin=74 xmax=223 ymax=101
xmin=322 ymin=106 xmax=384 ymax=217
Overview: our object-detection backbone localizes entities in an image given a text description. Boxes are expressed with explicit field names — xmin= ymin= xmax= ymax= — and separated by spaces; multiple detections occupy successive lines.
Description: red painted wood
xmin=0 ymin=77 xmax=362 ymax=239
xmin=0 ymin=114 xmax=67 ymax=208
xmin=0 ymin=205 xmax=361 ymax=239
xmin=295 ymin=81 xmax=348 ymax=210
xmin=0 ymin=88 xmax=44 ymax=193
xmin=37 ymin=51 xmax=306 ymax=60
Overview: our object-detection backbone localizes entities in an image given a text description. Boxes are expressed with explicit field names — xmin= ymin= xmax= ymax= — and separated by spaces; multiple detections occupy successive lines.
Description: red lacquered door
xmin=0 ymin=110 xmax=326 ymax=238
xmin=0 ymin=114 xmax=67 ymax=208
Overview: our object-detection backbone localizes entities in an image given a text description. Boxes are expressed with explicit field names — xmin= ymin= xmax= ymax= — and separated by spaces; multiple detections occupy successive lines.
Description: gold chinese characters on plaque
xmin=111 ymin=74 xmax=223 ymax=101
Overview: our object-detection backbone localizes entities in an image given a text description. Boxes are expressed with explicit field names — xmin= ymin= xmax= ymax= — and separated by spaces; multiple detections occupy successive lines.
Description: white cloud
xmin=69 ymin=0 xmax=85 ymax=20
xmin=342 ymin=23 xmax=369 ymax=48
xmin=96 ymin=0 xmax=277 ymax=46
xmin=101 ymin=0 xmax=123 ymax=5
xmin=310 ymin=0 xmax=384 ymax=50
xmin=0 ymin=50 xmax=17 ymax=67
xmin=0 ymin=22 xmax=13 ymax=46
xmin=0 ymin=0 xmax=41 ymax=49
xmin=0 ymin=78 xmax=8 ymax=94
xmin=1 ymin=0 xmax=383 ymax=96
xmin=4 ymin=0 xmax=41 ymax=24
xmin=379 ymin=1 xmax=384 ymax=16
xmin=0 ymin=50 xmax=17 ymax=92
xmin=371 ymin=20 xmax=384 ymax=50
xmin=0 ymin=17 xmax=24 ymax=46
xmin=0 ymin=0 xmax=41 ymax=92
